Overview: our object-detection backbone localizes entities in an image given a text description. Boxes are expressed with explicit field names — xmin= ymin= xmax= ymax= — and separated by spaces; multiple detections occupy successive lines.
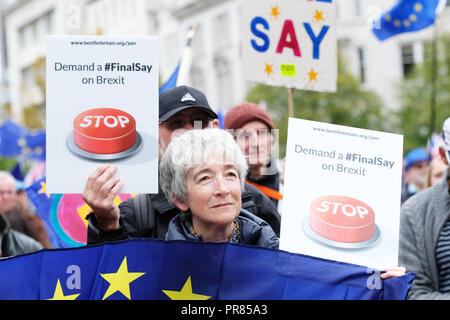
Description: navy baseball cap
xmin=159 ymin=85 xmax=218 ymax=122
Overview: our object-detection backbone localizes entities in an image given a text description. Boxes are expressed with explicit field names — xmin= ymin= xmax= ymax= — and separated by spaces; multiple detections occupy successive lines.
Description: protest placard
xmin=280 ymin=118 xmax=403 ymax=269
xmin=242 ymin=0 xmax=337 ymax=92
xmin=46 ymin=36 xmax=158 ymax=193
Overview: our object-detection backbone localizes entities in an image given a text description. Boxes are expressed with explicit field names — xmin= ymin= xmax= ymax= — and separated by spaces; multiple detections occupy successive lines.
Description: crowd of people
xmin=0 ymin=84 xmax=448 ymax=299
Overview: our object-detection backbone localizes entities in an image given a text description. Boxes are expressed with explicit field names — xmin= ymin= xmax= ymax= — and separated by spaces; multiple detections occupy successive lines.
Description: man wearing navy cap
xmin=399 ymin=117 xmax=450 ymax=299
xmin=401 ymin=147 xmax=431 ymax=203
xmin=83 ymin=86 xmax=281 ymax=244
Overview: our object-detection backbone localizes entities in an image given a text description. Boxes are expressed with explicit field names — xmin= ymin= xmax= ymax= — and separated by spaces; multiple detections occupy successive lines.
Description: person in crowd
xmin=83 ymin=86 xmax=281 ymax=245
xmin=160 ymin=128 xmax=279 ymax=248
xmin=224 ymin=102 xmax=283 ymax=209
xmin=426 ymin=156 xmax=448 ymax=188
xmin=401 ymin=147 xmax=431 ymax=203
xmin=0 ymin=171 xmax=52 ymax=249
xmin=399 ymin=117 xmax=450 ymax=299
xmin=0 ymin=213 xmax=42 ymax=258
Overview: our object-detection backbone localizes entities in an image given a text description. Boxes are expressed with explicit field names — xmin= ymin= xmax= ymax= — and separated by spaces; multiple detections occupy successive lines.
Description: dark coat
xmin=165 ymin=209 xmax=279 ymax=249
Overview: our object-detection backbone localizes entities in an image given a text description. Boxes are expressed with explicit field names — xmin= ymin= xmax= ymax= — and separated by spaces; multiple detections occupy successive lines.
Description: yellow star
xmin=414 ymin=3 xmax=422 ymax=12
xmin=100 ymin=256 xmax=145 ymax=300
xmin=307 ymin=68 xmax=319 ymax=82
xmin=270 ymin=6 xmax=280 ymax=19
xmin=313 ymin=10 xmax=325 ymax=22
xmin=46 ymin=279 xmax=80 ymax=300
xmin=38 ymin=181 xmax=50 ymax=198
xmin=162 ymin=276 xmax=211 ymax=300
xmin=264 ymin=63 xmax=274 ymax=76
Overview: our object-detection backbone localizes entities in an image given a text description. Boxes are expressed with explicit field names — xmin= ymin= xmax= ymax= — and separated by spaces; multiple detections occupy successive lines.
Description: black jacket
xmin=166 ymin=209 xmax=279 ymax=249
xmin=0 ymin=214 xmax=43 ymax=258
xmin=87 ymin=182 xmax=281 ymax=244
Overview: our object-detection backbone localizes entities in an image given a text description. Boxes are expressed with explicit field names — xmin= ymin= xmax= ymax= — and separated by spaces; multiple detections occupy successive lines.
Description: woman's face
xmin=176 ymin=156 xmax=242 ymax=229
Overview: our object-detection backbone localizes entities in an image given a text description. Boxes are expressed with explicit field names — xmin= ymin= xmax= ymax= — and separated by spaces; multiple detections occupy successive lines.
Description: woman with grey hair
xmin=159 ymin=128 xmax=279 ymax=248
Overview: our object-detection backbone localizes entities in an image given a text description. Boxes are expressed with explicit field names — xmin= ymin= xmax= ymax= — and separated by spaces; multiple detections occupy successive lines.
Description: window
xmin=190 ymin=65 xmax=205 ymax=93
xmin=192 ymin=24 xmax=204 ymax=56
xmin=19 ymin=10 xmax=55 ymax=49
xmin=213 ymin=12 xmax=230 ymax=49
xmin=354 ymin=0 xmax=361 ymax=16
xmin=21 ymin=66 xmax=34 ymax=90
xmin=401 ymin=44 xmax=414 ymax=77
xmin=19 ymin=24 xmax=33 ymax=49
xmin=215 ymin=56 xmax=233 ymax=110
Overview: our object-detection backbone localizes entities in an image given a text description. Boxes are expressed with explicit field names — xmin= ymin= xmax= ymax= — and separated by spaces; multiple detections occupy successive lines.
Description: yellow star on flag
xmin=46 ymin=279 xmax=80 ymax=300
xmin=313 ymin=10 xmax=325 ymax=22
xmin=264 ymin=63 xmax=274 ymax=76
xmin=38 ymin=181 xmax=50 ymax=198
xmin=100 ymin=256 xmax=145 ymax=300
xmin=414 ymin=3 xmax=422 ymax=12
xmin=307 ymin=68 xmax=319 ymax=82
xmin=162 ymin=276 xmax=211 ymax=300
xmin=270 ymin=6 xmax=280 ymax=19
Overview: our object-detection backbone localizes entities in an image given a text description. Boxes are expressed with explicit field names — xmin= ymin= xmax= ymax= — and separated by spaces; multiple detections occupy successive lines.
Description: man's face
xmin=0 ymin=179 xmax=17 ymax=213
xmin=159 ymin=107 xmax=217 ymax=152
xmin=235 ymin=120 xmax=272 ymax=168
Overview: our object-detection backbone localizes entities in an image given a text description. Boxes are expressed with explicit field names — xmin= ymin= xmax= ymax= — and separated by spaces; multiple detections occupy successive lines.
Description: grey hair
xmin=0 ymin=171 xmax=17 ymax=191
xmin=159 ymin=128 xmax=248 ymax=205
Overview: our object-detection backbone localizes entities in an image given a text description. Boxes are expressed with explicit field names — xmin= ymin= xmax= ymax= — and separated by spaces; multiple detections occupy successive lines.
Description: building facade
xmin=1 ymin=0 xmax=450 ymax=123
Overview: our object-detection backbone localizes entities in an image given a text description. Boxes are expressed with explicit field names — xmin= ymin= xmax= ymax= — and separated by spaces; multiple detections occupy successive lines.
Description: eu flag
xmin=159 ymin=62 xmax=180 ymax=94
xmin=372 ymin=0 xmax=444 ymax=41
xmin=0 ymin=119 xmax=46 ymax=160
xmin=0 ymin=239 xmax=414 ymax=300
xmin=25 ymin=177 xmax=69 ymax=248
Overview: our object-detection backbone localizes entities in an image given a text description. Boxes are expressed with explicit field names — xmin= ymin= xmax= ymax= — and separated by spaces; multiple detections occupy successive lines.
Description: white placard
xmin=46 ymin=35 xmax=159 ymax=194
xmin=280 ymin=118 xmax=403 ymax=269
xmin=242 ymin=0 xmax=337 ymax=92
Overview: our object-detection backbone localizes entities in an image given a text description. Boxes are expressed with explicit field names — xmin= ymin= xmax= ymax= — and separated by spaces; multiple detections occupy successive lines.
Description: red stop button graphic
xmin=73 ymin=108 xmax=136 ymax=154
xmin=309 ymin=195 xmax=375 ymax=243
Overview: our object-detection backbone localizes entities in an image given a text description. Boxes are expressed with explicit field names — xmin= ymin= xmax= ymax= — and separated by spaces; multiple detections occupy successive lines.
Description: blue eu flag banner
xmin=0 ymin=119 xmax=46 ymax=160
xmin=372 ymin=0 xmax=443 ymax=41
xmin=0 ymin=239 xmax=414 ymax=300
xmin=159 ymin=62 xmax=180 ymax=94
xmin=0 ymin=120 xmax=28 ymax=157
xmin=217 ymin=110 xmax=224 ymax=129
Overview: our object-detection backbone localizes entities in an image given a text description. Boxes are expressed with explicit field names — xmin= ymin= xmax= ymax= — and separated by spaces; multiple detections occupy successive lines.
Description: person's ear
xmin=439 ymin=147 xmax=449 ymax=166
xmin=171 ymin=194 xmax=189 ymax=211
xmin=212 ymin=119 xmax=219 ymax=128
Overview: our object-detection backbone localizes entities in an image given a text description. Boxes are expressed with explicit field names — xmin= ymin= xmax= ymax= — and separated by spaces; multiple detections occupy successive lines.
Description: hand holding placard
xmin=82 ymin=164 xmax=122 ymax=231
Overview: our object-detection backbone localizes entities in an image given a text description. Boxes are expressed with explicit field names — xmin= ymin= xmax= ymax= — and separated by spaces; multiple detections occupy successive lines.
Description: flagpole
xmin=176 ymin=26 xmax=195 ymax=86
xmin=288 ymin=87 xmax=294 ymax=118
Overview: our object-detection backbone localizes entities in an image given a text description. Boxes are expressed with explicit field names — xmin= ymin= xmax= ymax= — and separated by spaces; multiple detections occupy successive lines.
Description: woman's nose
xmin=213 ymin=177 xmax=230 ymax=196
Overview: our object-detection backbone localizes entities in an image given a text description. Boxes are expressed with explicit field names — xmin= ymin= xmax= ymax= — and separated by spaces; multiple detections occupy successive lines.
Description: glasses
xmin=160 ymin=115 xmax=213 ymax=131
